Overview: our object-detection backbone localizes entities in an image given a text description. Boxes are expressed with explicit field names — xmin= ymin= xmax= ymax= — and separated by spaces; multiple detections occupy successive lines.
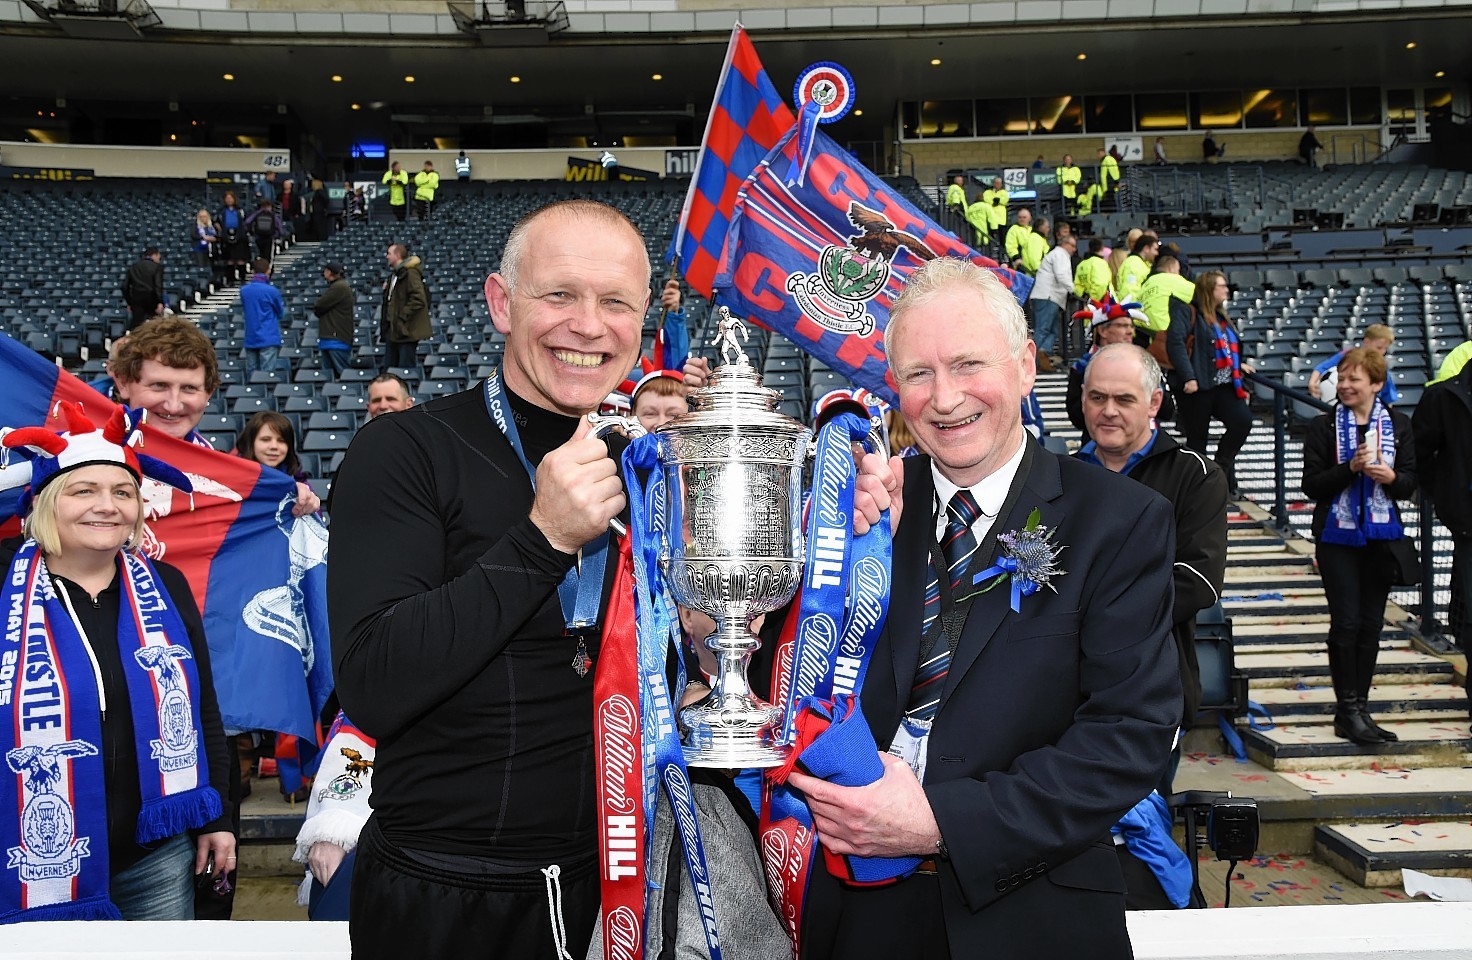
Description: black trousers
xmin=391 ymin=203 xmax=407 ymax=222
xmin=193 ymin=734 xmax=241 ymax=919
xmin=1177 ymin=383 xmax=1253 ymax=485
xmin=383 ymin=341 xmax=418 ymax=371
xmin=1451 ymin=536 xmax=1472 ymax=715
xmin=350 ymin=818 xmax=599 ymax=960
xmin=803 ymin=867 xmax=950 ymax=960
xmin=126 ymin=301 xmax=155 ymax=331
xmin=1317 ymin=540 xmax=1392 ymax=701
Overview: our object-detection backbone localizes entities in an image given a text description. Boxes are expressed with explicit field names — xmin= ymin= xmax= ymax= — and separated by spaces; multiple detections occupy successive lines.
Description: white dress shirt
xmin=931 ymin=433 xmax=1029 ymax=546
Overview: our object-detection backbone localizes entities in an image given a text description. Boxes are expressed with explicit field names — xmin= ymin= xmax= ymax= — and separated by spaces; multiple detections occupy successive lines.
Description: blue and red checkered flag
xmin=0 ymin=331 xmax=332 ymax=742
xmin=713 ymin=125 xmax=1033 ymax=406
xmin=672 ymin=23 xmax=795 ymax=297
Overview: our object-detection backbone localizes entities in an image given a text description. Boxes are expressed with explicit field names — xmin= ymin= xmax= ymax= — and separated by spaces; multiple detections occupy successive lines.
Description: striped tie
xmin=908 ymin=489 xmax=981 ymax=721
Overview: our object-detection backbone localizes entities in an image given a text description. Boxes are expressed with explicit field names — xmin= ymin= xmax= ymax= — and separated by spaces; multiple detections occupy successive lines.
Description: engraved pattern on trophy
xmin=650 ymin=306 xmax=814 ymax=767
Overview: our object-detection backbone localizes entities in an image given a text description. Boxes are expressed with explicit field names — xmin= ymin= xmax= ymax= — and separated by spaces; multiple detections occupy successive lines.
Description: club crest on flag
xmin=785 ymin=201 xmax=944 ymax=339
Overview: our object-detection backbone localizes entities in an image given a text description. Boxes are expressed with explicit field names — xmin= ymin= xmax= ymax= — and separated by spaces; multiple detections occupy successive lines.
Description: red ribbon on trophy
xmin=594 ymin=534 xmax=646 ymax=960
xmin=759 ymin=601 xmax=816 ymax=957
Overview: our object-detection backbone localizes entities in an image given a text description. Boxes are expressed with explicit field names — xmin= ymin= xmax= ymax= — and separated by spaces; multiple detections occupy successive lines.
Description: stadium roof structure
xmin=1 ymin=5 xmax=1468 ymax=151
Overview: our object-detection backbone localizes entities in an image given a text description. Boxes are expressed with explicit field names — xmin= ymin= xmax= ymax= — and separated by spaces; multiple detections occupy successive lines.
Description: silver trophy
xmin=656 ymin=308 xmax=810 ymax=768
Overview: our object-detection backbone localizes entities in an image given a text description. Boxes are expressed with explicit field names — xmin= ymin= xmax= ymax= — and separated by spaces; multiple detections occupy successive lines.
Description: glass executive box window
xmin=1244 ymin=89 xmax=1297 ymax=128
xmin=1136 ymin=92 xmax=1189 ymax=130
xmin=918 ymin=100 xmax=974 ymax=138
xmin=974 ymin=98 xmax=1030 ymax=137
xmin=1084 ymin=94 xmax=1134 ymax=133
xmin=1425 ymin=87 xmax=1454 ymax=125
xmin=900 ymin=101 xmax=921 ymax=140
xmin=1030 ymin=96 xmax=1083 ymax=135
xmin=1190 ymin=91 xmax=1243 ymax=129
xmin=1299 ymin=89 xmax=1348 ymax=126
xmin=1350 ymin=88 xmax=1383 ymax=125
xmin=898 ymin=86 xmax=1442 ymax=140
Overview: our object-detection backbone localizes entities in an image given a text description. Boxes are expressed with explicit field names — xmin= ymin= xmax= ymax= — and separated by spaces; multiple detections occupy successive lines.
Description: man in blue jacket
xmin=240 ymin=257 xmax=286 ymax=375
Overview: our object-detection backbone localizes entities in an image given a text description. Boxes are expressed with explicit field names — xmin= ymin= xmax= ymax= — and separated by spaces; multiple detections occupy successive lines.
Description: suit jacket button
xmin=995 ymin=879 xmax=1008 ymax=892
xmin=1010 ymin=873 xmax=1023 ymax=885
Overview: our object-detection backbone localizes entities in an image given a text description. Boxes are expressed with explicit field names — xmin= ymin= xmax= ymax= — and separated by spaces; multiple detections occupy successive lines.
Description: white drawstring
xmin=541 ymin=864 xmax=573 ymax=960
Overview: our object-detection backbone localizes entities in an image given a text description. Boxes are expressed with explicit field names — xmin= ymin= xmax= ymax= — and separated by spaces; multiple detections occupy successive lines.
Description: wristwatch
xmin=935 ymin=835 xmax=951 ymax=861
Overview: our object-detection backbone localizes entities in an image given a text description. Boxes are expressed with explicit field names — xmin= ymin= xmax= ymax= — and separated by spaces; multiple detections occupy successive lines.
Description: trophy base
xmin=679 ymin=693 xmax=789 ymax=769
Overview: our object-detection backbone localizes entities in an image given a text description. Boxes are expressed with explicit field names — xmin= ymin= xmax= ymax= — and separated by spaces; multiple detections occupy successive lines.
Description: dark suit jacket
xmin=808 ymin=443 xmax=1181 ymax=959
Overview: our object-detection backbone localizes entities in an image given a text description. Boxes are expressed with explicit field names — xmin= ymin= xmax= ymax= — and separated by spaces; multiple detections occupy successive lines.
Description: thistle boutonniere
xmin=964 ymin=508 xmax=1066 ymax=612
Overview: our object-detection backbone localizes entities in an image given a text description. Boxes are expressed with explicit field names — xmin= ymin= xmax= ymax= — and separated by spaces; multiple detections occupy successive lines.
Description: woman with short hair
xmin=1302 ymin=348 xmax=1418 ymax=744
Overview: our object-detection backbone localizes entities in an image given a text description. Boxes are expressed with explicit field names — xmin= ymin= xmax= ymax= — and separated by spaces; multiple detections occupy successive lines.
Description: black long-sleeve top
xmin=1301 ymin=408 xmax=1418 ymax=541
xmin=0 ymin=542 xmax=232 ymax=874
xmin=328 ymin=384 xmax=623 ymax=862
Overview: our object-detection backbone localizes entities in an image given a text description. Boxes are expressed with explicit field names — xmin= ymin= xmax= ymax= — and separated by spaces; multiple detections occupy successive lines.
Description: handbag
xmin=1379 ymin=536 xmax=1422 ymax=587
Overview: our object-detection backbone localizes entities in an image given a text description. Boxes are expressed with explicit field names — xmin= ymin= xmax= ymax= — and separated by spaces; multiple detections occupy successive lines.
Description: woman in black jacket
xmin=1302 ymin=348 xmax=1418 ymax=744
xmin=1166 ymin=270 xmax=1255 ymax=493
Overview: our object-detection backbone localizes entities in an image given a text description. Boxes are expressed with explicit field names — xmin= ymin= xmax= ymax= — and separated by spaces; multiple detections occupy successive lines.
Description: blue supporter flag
xmin=657 ymin=306 xmax=690 ymax=373
xmin=0 ymin=331 xmax=332 ymax=741
xmin=712 ymin=125 xmax=1033 ymax=406
xmin=672 ymin=23 xmax=795 ymax=297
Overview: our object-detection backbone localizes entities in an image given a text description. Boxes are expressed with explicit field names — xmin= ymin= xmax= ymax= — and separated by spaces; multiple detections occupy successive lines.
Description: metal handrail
xmin=1242 ymin=370 xmax=1329 ymax=533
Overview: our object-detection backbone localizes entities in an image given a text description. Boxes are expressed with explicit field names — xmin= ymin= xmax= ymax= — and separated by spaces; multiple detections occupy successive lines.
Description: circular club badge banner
xmin=793 ymin=62 xmax=855 ymax=124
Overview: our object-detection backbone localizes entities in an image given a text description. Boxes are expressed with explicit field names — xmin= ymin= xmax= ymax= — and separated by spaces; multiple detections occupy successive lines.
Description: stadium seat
xmin=231 ymin=397 xmax=272 ymax=416
xmin=302 ymin=430 xmax=354 ymax=453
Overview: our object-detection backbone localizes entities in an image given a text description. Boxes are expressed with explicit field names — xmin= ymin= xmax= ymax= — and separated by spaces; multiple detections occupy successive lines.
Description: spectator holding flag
xmin=0 ymin=403 xmax=233 ymax=922
xmin=1308 ymin=324 xmax=1398 ymax=405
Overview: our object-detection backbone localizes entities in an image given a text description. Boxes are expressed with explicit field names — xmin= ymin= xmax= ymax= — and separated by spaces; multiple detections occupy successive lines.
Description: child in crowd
xmin=236 ymin=411 xmax=307 ymax=483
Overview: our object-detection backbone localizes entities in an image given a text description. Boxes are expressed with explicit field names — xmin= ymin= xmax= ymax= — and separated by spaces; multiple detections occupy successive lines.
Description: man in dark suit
xmin=789 ymin=258 xmax=1181 ymax=959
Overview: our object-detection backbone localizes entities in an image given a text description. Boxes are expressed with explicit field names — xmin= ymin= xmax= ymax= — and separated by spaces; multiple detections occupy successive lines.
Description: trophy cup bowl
xmin=657 ymin=309 xmax=810 ymax=768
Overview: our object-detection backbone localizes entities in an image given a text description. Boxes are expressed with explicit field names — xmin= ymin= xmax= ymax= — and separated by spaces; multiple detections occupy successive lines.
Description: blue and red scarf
xmin=1322 ymin=400 xmax=1403 ymax=547
xmin=1 ymin=542 xmax=221 ymax=923
xmin=1212 ymin=317 xmax=1248 ymax=400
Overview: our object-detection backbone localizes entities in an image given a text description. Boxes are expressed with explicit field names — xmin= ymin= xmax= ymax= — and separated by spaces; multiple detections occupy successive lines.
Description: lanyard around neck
xmin=483 ymin=368 xmax=609 ymax=632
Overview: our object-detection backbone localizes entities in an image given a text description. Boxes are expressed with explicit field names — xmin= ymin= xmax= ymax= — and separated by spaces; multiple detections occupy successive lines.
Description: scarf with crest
xmin=1322 ymin=399 xmax=1402 ymax=546
xmin=1 ymin=542 xmax=220 ymax=923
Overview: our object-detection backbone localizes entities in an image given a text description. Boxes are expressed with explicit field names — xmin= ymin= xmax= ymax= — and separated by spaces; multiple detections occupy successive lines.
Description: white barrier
xmin=2 ymin=904 xmax=1470 ymax=959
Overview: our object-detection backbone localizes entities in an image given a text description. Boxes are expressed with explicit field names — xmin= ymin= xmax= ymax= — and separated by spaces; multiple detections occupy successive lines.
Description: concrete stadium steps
xmin=1032 ymin=370 xmax=1471 ymax=899
xmin=1239 ymin=648 xmax=1453 ymax=688
xmin=239 ymin=783 xmax=308 ymax=843
xmin=1252 ymin=683 xmax=1469 ymax=718
xmin=1315 ymin=820 xmax=1472 ymax=888
xmin=1241 ymin=720 xmax=1472 ymax=771
xmin=185 ymin=239 xmax=320 ymax=321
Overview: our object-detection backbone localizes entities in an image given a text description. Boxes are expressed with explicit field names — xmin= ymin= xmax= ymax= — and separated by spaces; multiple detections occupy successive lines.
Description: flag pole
xmin=670 ymin=22 xmax=744 ymax=262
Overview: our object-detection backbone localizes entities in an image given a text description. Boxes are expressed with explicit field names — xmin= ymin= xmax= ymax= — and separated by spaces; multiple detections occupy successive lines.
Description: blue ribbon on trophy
xmin=623 ymin=435 xmax=725 ymax=960
xmin=779 ymin=411 xmax=891 ymax=742
xmin=765 ymin=410 xmax=902 ymax=882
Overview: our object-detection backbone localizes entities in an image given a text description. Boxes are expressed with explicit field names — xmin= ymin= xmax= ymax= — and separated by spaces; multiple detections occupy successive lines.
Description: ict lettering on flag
xmin=713 ymin=126 xmax=1033 ymax=407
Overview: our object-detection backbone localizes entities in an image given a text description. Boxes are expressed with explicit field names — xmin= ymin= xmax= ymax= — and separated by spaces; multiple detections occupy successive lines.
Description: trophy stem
xmin=678 ymin=617 xmax=788 ymax=769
